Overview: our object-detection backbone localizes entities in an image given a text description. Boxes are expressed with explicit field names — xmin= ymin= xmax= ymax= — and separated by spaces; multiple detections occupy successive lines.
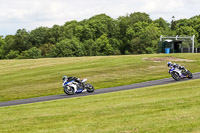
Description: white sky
xmin=0 ymin=0 xmax=200 ymax=36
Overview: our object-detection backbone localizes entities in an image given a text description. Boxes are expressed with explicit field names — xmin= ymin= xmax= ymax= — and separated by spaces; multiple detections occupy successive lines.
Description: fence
xmin=181 ymin=48 xmax=200 ymax=53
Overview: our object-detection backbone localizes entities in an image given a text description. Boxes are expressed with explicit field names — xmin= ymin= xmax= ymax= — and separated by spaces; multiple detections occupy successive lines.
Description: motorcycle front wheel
xmin=64 ymin=86 xmax=75 ymax=95
xmin=171 ymin=71 xmax=181 ymax=81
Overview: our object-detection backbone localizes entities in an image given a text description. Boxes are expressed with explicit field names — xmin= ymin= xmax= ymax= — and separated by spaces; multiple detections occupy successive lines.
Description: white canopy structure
xmin=160 ymin=35 xmax=195 ymax=53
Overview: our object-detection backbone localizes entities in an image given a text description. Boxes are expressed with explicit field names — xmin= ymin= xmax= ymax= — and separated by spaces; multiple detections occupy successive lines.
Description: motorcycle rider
xmin=167 ymin=62 xmax=185 ymax=70
xmin=167 ymin=62 xmax=186 ymax=75
xmin=62 ymin=75 xmax=81 ymax=83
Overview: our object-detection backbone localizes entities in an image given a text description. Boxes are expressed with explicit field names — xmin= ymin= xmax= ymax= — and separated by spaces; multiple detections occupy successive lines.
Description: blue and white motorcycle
xmin=62 ymin=78 xmax=95 ymax=95
xmin=169 ymin=66 xmax=193 ymax=81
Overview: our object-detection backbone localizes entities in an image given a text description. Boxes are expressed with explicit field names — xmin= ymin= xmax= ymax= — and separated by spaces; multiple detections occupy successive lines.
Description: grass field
xmin=0 ymin=78 xmax=200 ymax=133
xmin=0 ymin=53 xmax=200 ymax=101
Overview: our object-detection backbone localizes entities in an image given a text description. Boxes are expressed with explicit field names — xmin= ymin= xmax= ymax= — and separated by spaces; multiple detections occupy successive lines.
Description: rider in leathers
xmin=167 ymin=62 xmax=185 ymax=69
xmin=62 ymin=76 xmax=81 ymax=83
xmin=167 ymin=62 xmax=186 ymax=75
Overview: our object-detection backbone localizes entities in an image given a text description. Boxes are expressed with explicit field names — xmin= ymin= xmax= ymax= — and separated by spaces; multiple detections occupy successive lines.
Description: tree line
xmin=0 ymin=12 xmax=200 ymax=59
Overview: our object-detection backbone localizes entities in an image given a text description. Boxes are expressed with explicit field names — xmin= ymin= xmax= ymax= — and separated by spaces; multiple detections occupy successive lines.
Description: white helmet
xmin=62 ymin=76 xmax=67 ymax=81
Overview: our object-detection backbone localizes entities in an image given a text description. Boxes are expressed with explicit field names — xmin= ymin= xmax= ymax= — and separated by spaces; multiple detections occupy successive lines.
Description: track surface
xmin=1 ymin=72 xmax=200 ymax=107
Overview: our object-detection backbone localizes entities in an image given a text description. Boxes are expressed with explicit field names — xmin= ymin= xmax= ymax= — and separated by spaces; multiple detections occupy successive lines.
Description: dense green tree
xmin=1 ymin=12 xmax=200 ymax=59
xmin=0 ymin=36 xmax=5 ymax=59
xmin=88 ymin=14 xmax=114 ymax=40
xmin=175 ymin=19 xmax=190 ymax=28
xmin=29 ymin=27 xmax=49 ymax=47
xmin=83 ymin=39 xmax=98 ymax=56
xmin=1 ymin=35 xmax=15 ymax=58
xmin=19 ymin=47 xmax=42 ymax=59
xmin=117 ymin=12 xmax=152 ymax=54
xmin=128 ymin=12 xmax=152 ymax=25
xmin=176 ymin=26 xmax=199 ymax=48
xmin=128 ymin=23 xmax=161 ymax=54
xmin=63 ymin=20 xmax=78 ymax=39
xmin=154 ymin=17 xmax=170 ymax=34
xmin=189 ymin=16 xmax=200 ymax=44
xmin=40 ymin=43 xmax=55 ymax=57
xmin=0 ymin=36 xmax=4 ymax=46
xmin=95 ymin=34 xmax=114 ymax=55
xmin=176 ymin=26 xmax=198 ymax=37
xmin=81 ymin=25 xmax=94 ymax=41
xmin=109 ymin=38 xmax=121 ymax=55
xmin=141 ymin=24 xmax=161 ymax=53
xmin=48 ymin=25 xmax=63 ymax=44
xmin=14 ymin=29 xmax=32 ymax=52
xmin=5 ymin=50 xmax=20 ymax=59
xmin=118 ymin=16 xmax=129 ymax=39
xmin=49 ymin=38 xmax=84 ymax=57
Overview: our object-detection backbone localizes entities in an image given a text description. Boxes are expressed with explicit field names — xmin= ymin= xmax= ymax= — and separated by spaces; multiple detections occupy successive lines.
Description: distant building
xmin=158 ymin=35 xmax=196 ymax=53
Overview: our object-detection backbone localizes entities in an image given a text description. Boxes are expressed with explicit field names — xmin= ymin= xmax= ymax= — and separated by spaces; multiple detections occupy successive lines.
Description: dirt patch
xmin=143 ymin=57 xmax=195 ymax=62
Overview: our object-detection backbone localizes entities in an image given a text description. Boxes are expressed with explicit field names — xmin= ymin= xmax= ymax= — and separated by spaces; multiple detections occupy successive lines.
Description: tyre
xmin=64 ymin=85 xmax=75 ymax=95
xmin=171 ymin=71 xmax=181 ymax=81
xmin=85 ymin=84 xmax=95 ymax=93
xmin=187 ymin=70 xmax=193 ymax=79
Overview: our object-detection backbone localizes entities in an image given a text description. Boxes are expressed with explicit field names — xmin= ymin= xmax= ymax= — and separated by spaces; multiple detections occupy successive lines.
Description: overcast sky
xmin=0 ymin=0 xmax=200 ymax=36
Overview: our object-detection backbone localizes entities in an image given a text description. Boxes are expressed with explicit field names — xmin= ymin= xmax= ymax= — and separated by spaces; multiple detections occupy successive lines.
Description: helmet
xmin=167 ymin=62 xmax=172 ymax=67
xmin=62 ymin=76 xmax=67 ymax=81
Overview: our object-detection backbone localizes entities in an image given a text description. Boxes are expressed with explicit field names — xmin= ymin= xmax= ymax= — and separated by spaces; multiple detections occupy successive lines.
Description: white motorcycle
xmin=169 ymin=66 xmax=193 ymax=81
xmin=62 ymin=78 xmax=95 ymax=95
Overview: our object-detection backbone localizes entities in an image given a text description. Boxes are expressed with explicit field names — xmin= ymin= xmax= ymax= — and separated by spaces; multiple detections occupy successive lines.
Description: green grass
xmin=0 ymin=53 xmax=200 ymax=101
xmin=1 ymin=79 xmax=200 ymax=133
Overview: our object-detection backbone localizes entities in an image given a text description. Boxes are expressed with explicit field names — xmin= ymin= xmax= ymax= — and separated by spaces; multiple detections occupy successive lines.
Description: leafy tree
xmin=187 ymin=16 xmax=200 ymax=44
xmin=127 ymin=22 xmax=149 ymax=39
xmin=154 ymin=17 xmax=170 ymax=34
xmin=88 ymin=14 xmax=114 ymax=40
xmin=48 ymin=25 xmax=63 ymax=44
xmin=49 ymin=38 xmax=84 ymax=57
xmin=128 ymin=24 xmax=161 ymax=54
xmin=0 ymin=36 xmax=4 ymax=46
xmin=83 ymin=39 xmax=97 ymax=56
xmin=118 ymin=13 xmax=152 ymax=54
xmin=29 ymin=27 xmax=49 ymax=47
xmin=1 ymin=35 xmax=15 ymax=58
xmin=75 ymin=24 xmax=94 ymax=41
xmin=63 ymin=20 xmax=78 ymax=39
xmin=14 ymin=29 xmax=32 ymax=52
xmin=0 ymin=36 xmax=5 ymax=59
xmin=40 ymin=44 xmax=55 ymax=57
xmin=74 ymin=25 xmax=84 ymax=41
xmin=1 ymin=12 xmax=200 ymax=59
xmin=175 ymin=26 xmax=198 ymax=48
xmin=175 ymin=19 xmax=191 ymax=28
xmin=176 ymin=26 xmax=198 ymax=37
xmin=109 ymin=38 xmax=121 ymax=55
xmin=5 ymin=50 xmax=20 ymax=59
xmin=95 ymin=34 xmax=114 ymax=55
xmin=128 ymin=12 xmax=152 ymax=25
xmin=118 ymin=16 xmax=129 ymax=39
xmin=19 ymin=47 xmax=42 ymax=59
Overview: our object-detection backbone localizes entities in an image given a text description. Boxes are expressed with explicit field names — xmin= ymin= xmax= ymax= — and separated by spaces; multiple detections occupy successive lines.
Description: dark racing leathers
xmin=66 ymin=77 xmax=81 ymax=83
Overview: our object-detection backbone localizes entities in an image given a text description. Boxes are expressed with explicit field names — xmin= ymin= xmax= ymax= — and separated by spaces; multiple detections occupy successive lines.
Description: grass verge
xmin=0 ymin=79 xmax=200 ymax=133
xmin=0 ymin=53 xmax=200 ymax=101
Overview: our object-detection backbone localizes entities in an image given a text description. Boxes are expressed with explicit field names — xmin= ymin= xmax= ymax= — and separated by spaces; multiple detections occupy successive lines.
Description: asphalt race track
xmin=1 ymin=72 xmax=200 ymax=107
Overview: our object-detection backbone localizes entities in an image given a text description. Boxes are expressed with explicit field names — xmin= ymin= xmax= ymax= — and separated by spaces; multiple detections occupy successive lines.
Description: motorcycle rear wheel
xmin=85 ymin=84 xmax=95 ymax=93
xmin=187 ymin=70 xmax=193 ymax=79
